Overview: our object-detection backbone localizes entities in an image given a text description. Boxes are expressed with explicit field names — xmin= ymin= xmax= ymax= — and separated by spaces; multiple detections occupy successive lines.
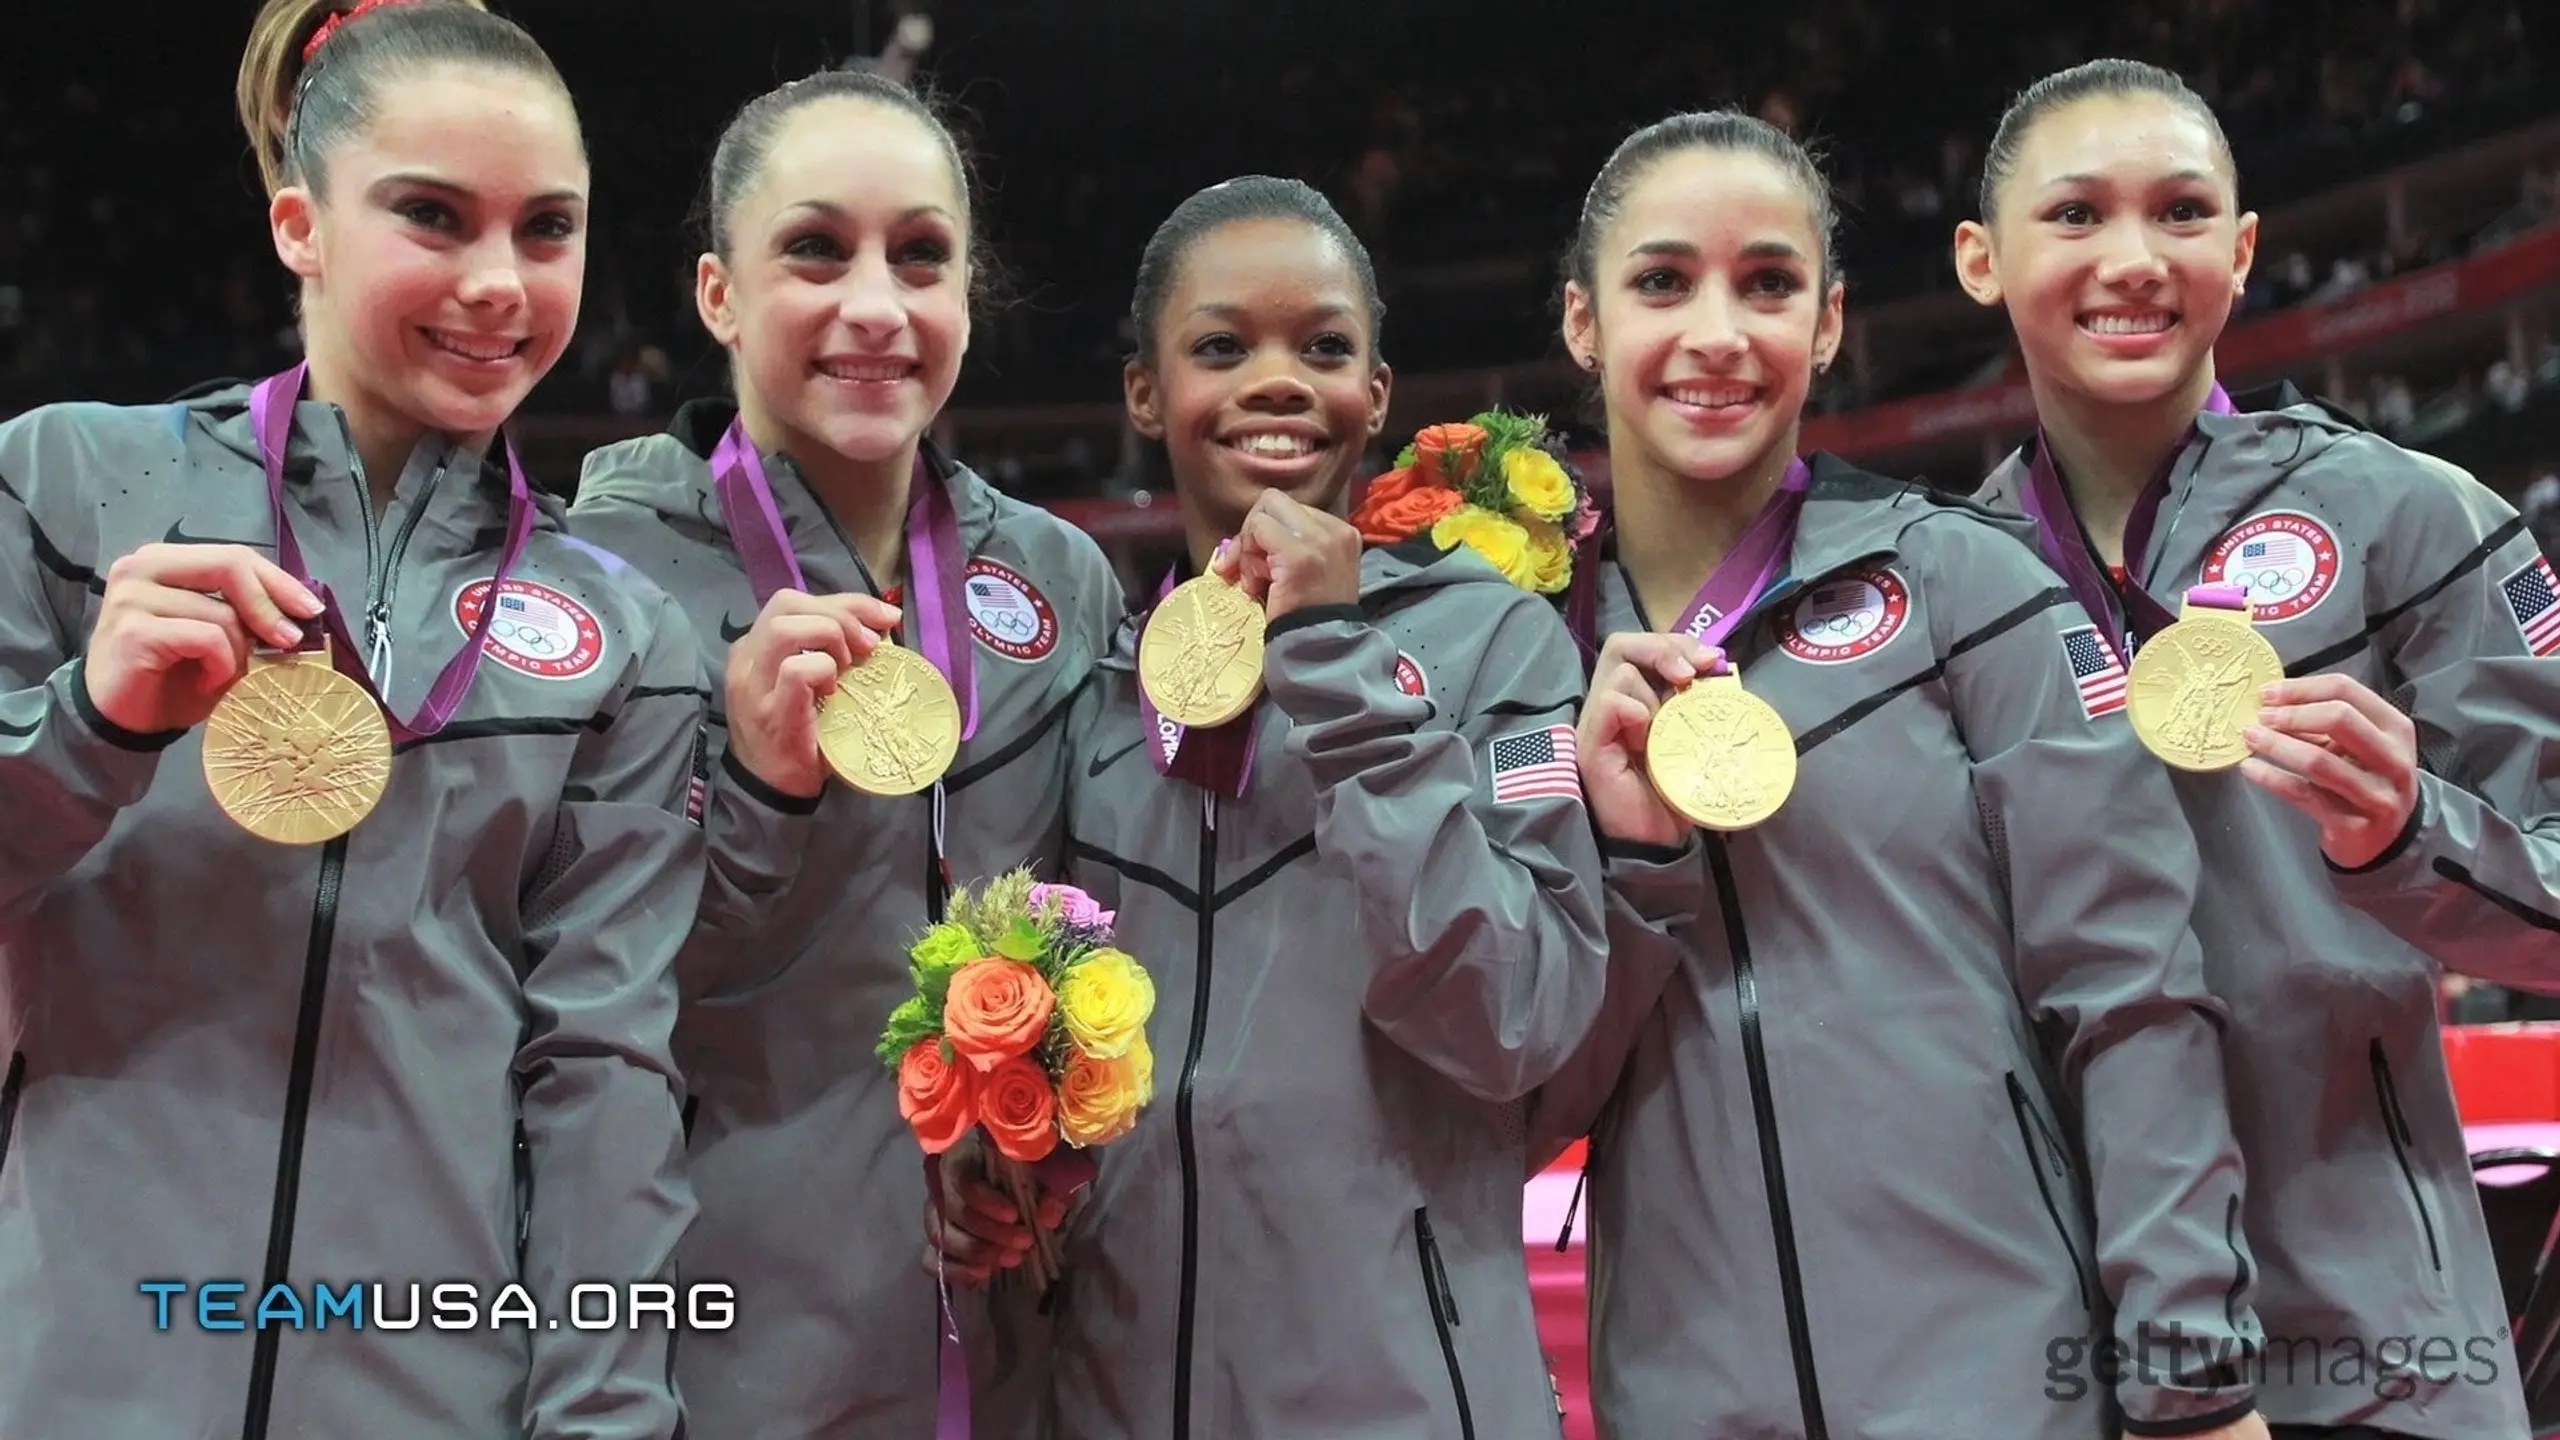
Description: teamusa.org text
xmin=138 ymin=1281 xmax=737 ymax=1333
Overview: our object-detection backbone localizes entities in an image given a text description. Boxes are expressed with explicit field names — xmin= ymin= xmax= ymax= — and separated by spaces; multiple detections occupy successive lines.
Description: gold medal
xmin=1644 ymin=672 xmax=1798 ymax=832
xmin=201 ymin=642 xmax=394 ymax=845
xmin=816 ymin=639 xmax=963 ymax=796
xmin=1138 ymin=574 xmax=1265 ymax=729
xmin=2125 ymin=594 xmax=2284 ymax=772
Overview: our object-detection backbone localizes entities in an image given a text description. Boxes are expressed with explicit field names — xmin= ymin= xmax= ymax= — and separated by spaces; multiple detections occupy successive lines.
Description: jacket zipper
xmin=359 ymin=446 xmax=450 ymax=697
xmin=1706 ymin=835 xmax=1828 ymax=1438
xmin=1414 ymin=1207 xmax=1479 ymax=1440
xmin=240 ymin=833 xmax=352 ymax=1440
xmin=0 ymin=1050 xmax=23 ymax=1177
xmin=2369 ymin=1039 xmax=2444 ymax=1273
xmin=513 ymin=1117 xmax=532 ymax=1271
xmin=334 ymin=415 xmax=386 ymax=682
xmin=1171 ymin=791 xmax=1217 ymax=1440
xmin=2005 ymin=1073 xmax=2094 ymax=1311
xmin=924 ymin=782 xmax=951 ymax=923
xmin=242 ymin=427 xmax=395 ymax=1438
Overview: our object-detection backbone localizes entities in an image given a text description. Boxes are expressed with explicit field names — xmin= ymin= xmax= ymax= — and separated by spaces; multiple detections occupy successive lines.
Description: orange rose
xmin=980 ymin=1056 xmax=1060 ymax=1164
xmin=896 ymin=1041 xmax=978 ymax=1155
xmin=1359 ymin=466 xmax=1420 ymax=506
xmin=1351 ymin=467 xmax=1465 ymax=545
xmin=1412 ymin=423 xmax=1488 ymax=486
xmin=944 ymin=959 xmax=1056 ymax=1071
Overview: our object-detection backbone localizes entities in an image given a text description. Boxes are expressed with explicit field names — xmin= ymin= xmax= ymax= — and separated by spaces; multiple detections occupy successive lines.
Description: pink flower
xmin=1031 ymin=883 xmax=1115 ymax=932
xmin=1570 ymin=498 xmax=1604 ymax=542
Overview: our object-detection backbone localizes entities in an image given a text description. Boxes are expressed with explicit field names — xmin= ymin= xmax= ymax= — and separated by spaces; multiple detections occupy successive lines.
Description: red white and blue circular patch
xmin=1778 ymin=567 xmax=1912 ymax=664
xmin=963 ymin=557 xmax=1059 ymax=662
xmin=2199 ymin=510 xmax=2342 ymax=624
xmin=453 ymin=578 xmax=607 ymax=681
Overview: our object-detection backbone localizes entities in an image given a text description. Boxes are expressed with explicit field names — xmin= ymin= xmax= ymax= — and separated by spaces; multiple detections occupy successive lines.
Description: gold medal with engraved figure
xmin=816 ymin=638 xmax=962 ymax=796
xmin=202 ymin=641 xmax=394 ymax=845
xmin=2126 ymin=595 xmax=2285 ymax=772
xmin=1138 ymin=574 xmax=1265 ymax=728
xmin=1644 ymin=671 xmax=1798 ymax=832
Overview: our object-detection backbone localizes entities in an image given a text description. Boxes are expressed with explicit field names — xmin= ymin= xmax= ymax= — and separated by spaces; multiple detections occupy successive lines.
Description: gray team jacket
xmin=0 ymin=386 xmax=707 ymax=1439
xmin=1044 ymin=542 xmax=1608 ymax=1439
xmin=1978 ymin=383 xmax=2546 ymax=1439
xmin=569 ymin=400 xmax=1123 ymax=1440
xmin=1529 ymin=455 xmax=2263 ymax=1439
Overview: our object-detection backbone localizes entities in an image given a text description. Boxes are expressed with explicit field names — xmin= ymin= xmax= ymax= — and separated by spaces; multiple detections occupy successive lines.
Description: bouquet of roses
xmin=878 ymin=867 xmax=1157 ymax=1287
xmin=1349 ymin=409 xmax=1602 ymax=595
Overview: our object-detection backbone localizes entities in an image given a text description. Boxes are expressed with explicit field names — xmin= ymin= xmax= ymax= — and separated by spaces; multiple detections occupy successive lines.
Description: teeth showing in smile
xmin=426 ymin=330 xmax=522 ymax=363
xmin=1228 ymin=434 xmax=1317 ymax=458
xmin=1667 ymin=383 xmax=1755 ymax=408
xmin=817 ymin=360 xmax=913 ymax=382
xmin=2083 ymin=311 xmax=2177 ymax=335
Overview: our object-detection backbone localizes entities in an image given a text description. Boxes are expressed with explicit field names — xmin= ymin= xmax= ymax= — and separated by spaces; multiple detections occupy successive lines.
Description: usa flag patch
xmin=2502 ymin=556 xmax=2560 ymax=657
xmin=2061 ymin=624 xmax=2128 ymax=719
xmin=1490 ymin=725 xmax=1581 ymax=805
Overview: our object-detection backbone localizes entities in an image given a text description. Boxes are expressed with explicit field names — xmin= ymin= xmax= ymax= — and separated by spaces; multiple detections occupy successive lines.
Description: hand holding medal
xmin=2241 ymin=672 xmax=2421 ymax=870
xmin=87 ymin=543 xmax=325 ymax=735
xmin=721 ymin=590 xmax=908 ymax=799
xmin=1575 ymin=632 xmax=1714 ymax=849
xmin=196 ymin=364 xmax=539 ymax=846
xmin=710 ymin=418 xmax=979 ymax=801
xmin=1571 ymin=458 xmax=1812 ymax=839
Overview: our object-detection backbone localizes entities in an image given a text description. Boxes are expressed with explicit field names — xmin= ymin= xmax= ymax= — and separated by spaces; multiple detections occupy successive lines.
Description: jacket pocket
xmin=2006 ymin=1073 xmax=2093 ymax=1312
xmin=0 ymin=1051 xmax=22 ymax=1179
xmin=2369 ymin=1039 xmax=2444 ymax=1274
xmin=1413 ymin=1207 xmax=1479 ymax=1440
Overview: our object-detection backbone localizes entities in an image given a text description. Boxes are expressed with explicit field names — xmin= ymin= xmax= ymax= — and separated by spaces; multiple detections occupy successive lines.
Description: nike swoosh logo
xmin=1086 ymin=737 xmax=1147 ymax=779
xmin=0 ymin=716 xmax=35 ymax=738
xmin=165 ymin=519 xmax=271 ymax=549
xmin=719 ymin=614 xmax=751 ymax=644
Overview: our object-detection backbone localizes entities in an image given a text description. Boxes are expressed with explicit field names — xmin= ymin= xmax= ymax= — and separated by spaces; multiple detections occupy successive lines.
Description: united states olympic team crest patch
xmin=1778 ymin=567 xmax=1911 ymax=664
xmin=1393 ymin=652 xmax=1429 ymax=698
xmin=453 ymin=578 xmax=607 ymax=681
xmin=963 ymin=557 xmax=1059 ymax=662
xmin=2199 ymin=510 xmax=2342 ymax=624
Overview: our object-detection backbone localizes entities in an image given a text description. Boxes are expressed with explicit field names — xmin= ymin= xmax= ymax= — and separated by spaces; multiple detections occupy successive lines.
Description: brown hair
xmin=1565 ymin=109 xmax=1840 ymax=298
xmin=1978 ymin=59 xmax=2235 ymax=222
xmin=235 ymin=0 xmax=574 ymax=198
xmin=698 ymin=65 xmax=1005 ymax=321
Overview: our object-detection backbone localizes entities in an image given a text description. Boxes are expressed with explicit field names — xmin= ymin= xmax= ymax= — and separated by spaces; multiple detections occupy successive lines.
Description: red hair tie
xmin=303 ymin=0 xmax=420 ymax=63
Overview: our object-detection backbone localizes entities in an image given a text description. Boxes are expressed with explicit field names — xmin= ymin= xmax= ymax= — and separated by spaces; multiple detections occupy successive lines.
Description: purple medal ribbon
xmin=2186 ymin=580 xmax=2253 ymax=613
xmin=1567 ymin=458 xmax=1812 ymax=670
xmin=710 ymin=418 xmax=979 ymax=741
xmin=247 ymin=363 xmax=532 ymax=743
xmin=1135 ymin=563 xmax=1258 ymax=799
xmin=2017 ymin=382 xmax=2237 ymax=659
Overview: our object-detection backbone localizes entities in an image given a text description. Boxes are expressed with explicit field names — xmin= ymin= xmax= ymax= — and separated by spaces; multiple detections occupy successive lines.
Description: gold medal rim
xmin=2124 ymin=615 xmax=2286 ymax=773
xmin=816 ymin=641 xmax=964 ymax=797
xmin=201 ymin=655 xmax=393 ymax=846
xmin=1137 ymin=575 xmax=1266 ymax=730
xmin=1645 ymin=678 xmax=1798 ymax=832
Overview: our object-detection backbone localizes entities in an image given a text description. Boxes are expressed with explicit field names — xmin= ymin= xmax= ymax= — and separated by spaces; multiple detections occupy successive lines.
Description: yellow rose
xmin=1059 ymin=1034 xmax=1156 ymax=1148
xmin=1431 ymin=505 xmax=1537 ymax=589
xmin=1057 ymin=949 xmax=1155 ymax=1060
xmin=1520 ymin=518 xmax=1573 ymax=594
xmin=1500 ymin=447 xmax=1576 ymax=522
